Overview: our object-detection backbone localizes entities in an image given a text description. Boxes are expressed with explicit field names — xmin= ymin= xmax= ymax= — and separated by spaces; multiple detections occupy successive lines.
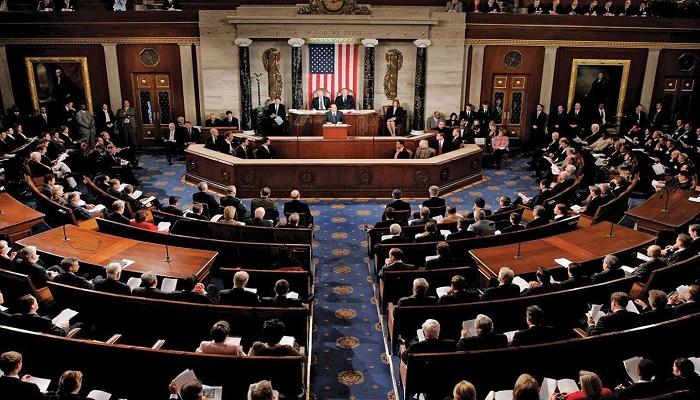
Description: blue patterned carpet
xmin=134 ymin=153 xmax=542 ymax=400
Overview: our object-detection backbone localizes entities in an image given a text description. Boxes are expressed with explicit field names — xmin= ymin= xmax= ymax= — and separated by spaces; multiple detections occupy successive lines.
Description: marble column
xmin=538 ymin=46 xmax=559 ymax=113
xmin=102 ymin=43 xmax=122 ymax=110
xmin=288 ymin=38 xmax=305 ymax=110
xmin=412 ymin=39 xmax=431 ymax=132
xmin=235 ymin=38 xmax=253 ymax=131
xmin=468 ymin=45 xmax=485 ymax=106
xmin=361 ymin=39 xmax=378 ymax=110
xmin=194 ymin=43 xmax=205 ymax=125
xmin=0 ymin=45 xmax=15 ymax=111
xmin=179 ymin=44 xmax=197 ymax=123
xmin=640 ymin=49 xmax=661 ymax=109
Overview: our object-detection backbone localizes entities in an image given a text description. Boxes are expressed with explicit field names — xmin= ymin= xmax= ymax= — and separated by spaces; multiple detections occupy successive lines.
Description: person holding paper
xmin=666 ymin=357 xmax=700 ymax=393
xmin=217 ymin=270 xmax=260 ymax=306
xmin=557 ymin=263 xmax=591 ymax=290
xmin=398 ymin=278 xmax=438 ymax=306
xmin=556 ymin=371 xmax=612 ymax=400
xmin=426 ymin=242 xmax=459 ymax=271
xmin=614 ymin=358 xmax=663 ymax=399
xmin=456 ymin=314 xmax=507 ymax=351
xmin=261 ymin=279 xmax=305 ymax=308
xmin=55 ymin=257 xmax=94 ymax=290
xmin=130 ymin=210 xmax=159 ymax=232
xmin=401 ymin=318 xmax=455 ymax=364
xmin=632 ymin=246 xmax=664 ymax=281
xmin=195 ymin=320 xmax=245 ymax=356
xmin=131 ymin=271 xmax=167 ymax=299
xmin=586 ymin=292 xmax=640 ymax=336
xmin=511 ymin=306 xmax=563 ymax=346
xmin=378 ymin=224 xmax=409 ymax=246
xmin=669 ymin=284 xmax=700 ymax=316
xmin=249 ymin=319 xmax=302 ymax=357
xmin=521 ymin=267 xmax=559 ymax=296
xmin=634 ymin=290 xmax=674 ymax=325
xmin=93 ymin=263 xmax=131 ymax=295
xmin=15 ymin=294 xmax=68 ymax=336
xmin=438 ymin=275 xmax=479 ymax=304
xmin=169 ymin=275 xmax=216 ymax=304
xmin=50 ymin=370 xmax=88 ymax=400
xmin=590 ymin=255 xmax=625 ymax=284
xmin=415 ymin=221 xmax=444 ymax=243
xmin=168 ymin=380 xmax=205 ymax=400
xmin=481 ymin=267 xmax=520 ymax=300
xmin=0 ymin=351 xmax=45 ymax=399
xmin=266 ymin=97 xmax=287 ymax=134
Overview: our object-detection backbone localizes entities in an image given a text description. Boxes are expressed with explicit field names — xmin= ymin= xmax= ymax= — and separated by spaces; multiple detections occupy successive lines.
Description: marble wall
xmin=199 ymin=11 xmax=240 ymax=118
xmin=248 ymin=41 xmax=292 ymax=109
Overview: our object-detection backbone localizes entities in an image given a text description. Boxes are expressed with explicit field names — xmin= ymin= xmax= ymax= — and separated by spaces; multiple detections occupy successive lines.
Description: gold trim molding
xmin=567 ymin=59 xmax=630 ymax=117
xmin=25 ymin=56 xmax=94 ymax=114
xmin=464 ymin=38 xmax=700 ymax=50
xmin=0 ymin=37 xmax=200 ymax=45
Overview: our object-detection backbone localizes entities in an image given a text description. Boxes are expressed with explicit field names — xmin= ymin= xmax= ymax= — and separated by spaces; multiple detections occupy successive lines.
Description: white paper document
xmin=621 ymin=265 xmax=636 ymax=274
xmin=539 ymin=378 xmax=557 ymax=400
xmin=434 ymin=215 xmax=444 ymax=223
xmin=512 ymin=276 xmax=529 ymax=292
xmin=52 ymin=308 xmax=78 ymax=326
xmin=172 ymin=369 xmax=198 ymax=393
xmin=517 ymin=193 xmax=531 ymax=203
xmin=556 ymin=379 xmax=579 ymax=394
xmin=210 ymin=214 xmax=223 ymax=222
xmin=126 ymin=277 xmax=142 ymax=290
xmin=286 ymin=291 xmax=299 ymax=300
xmin=425 ymin=255 xmax=440 ymax=263
xmin=119 ymin=259 xmax=135 ymax=269
xmin=688 ymin=357 xmax=700 ymax=374
xmin=274 ymin=116 xmax=284 ymax=126
xmin=157 ymin=222 xmax=171 ymax=232
xmin=140 ymin=196 xmax=156 ymax=205
xmin=416 ymin=329 xmax=426 ymax=342
xmin=380 ymin=234 xmax=394 ymax=241
xmin=623 ymin=356 xmax=643 ymax=383
xmin=587 ymin=304 xmax=604 ymax=324
xmin=474 ymin=137 xmax=486 ymax=145
xmin=485 ymin=389 xmax=512 ymax=400
xmin=0 ymin=305 xmax=7 ymax=312
xmin=625 ymin=301 xmax=640 ymax=314
xmin=462 ymin=319 xmax=477 ymax=337
xmin=243 ymin=287 xmax=257 ymax=294
xmin=279 ymin=335 xmax=295 ymax=346
xmin=504 ymin=330 xmax=517 ymax=343
xmin=551 ymin=165 xmax=561 ymax=175
xmin=554 ymin=258 xmax=573 ymax=268
xmin=27 ymin=376 xmax=52 ymax=392
xmin=652 ymin=163 xmax=665 ymax=175
xmin=570 ymin=205 xmax=583 ymax=213
xmin=440 ymin=229 xmax=452 ymax=238
xmin=229 ymin=336 xmax=242 ymax=346
xmin=688 ymin=196 xmax=700 ymax=203
xmin=128 ymin=190 xmax=142 ymax=199
xmin=636 ymin=252 xmax=652 ymax=262
xmin=435 ymin=286 xmax=450 ymax=298
xmin=87 ymin=390 xmax=112 ymax=400
xmin=160 ymin=278 xmax=178 ymax=293
xmin=93 ymin=204 xmax=106 ymax=212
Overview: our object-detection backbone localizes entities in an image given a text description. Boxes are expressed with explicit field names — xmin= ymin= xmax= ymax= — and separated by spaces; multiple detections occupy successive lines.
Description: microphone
xmin=607 ymin=220 xmax=615 ymax=238
xmin=164 ymin=218 xmax=182 ymax=264
xmin=514 ymin=241 xmax=522 ymax=260
xmin=56 ymin=209 xmax=70 ymax=241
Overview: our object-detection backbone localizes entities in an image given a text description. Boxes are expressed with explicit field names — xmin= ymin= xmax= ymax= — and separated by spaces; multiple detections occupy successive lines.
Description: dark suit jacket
xmin=422 ymin=196 xmax=446 ymax=210
xmin=673 ymin=301 xmax=700 ymax=317
xmin=665 ymin=248 xmax=694 ymax=265
xmin=0 ymin=376 xmax=44 ymax=400
xmin=446 ymin=229 xmax=477 ymax=240
xmin=219 ymin=140 xmax=235 ymax=155
xmin=526 ymin=216 xmax=550 ymax=229
xmin=614 ymin=381 xmax=664 ymax=400
xmin=16 ymin=260 xmax=50 ymax=287
xmin=132 ymin=286 xmax=168 ymax=299
xmin=587 ymin=309 xmax=639 ymax=336
xmin=501 ymin=224 xmax=526 ymax=233
xmin=438 ymin=289 xmax=480 ymax=304
xmin=531 ymin=111 xmax=548 ymax=133
xmin=204 ymin=135 xmax=221 ymax=150
xmin=106 ymin=211 xmax=131 ymax=225
xmin=251 ymin=197 xmax=279 ymax=222
xmin=391 ymin=148 xmax=410 ymax=159
xmin=591 ymin=268 xmax=625 ymax=284
xmin=218 ymin=287 xmax=259 ymax=306
xmin=324 ymin=110 xmax=344 ymax=124
xmin=558 ymin=276 xmax=591 ymax=290
xmin=15 ymin=313 xmax=67 ymax=336
xmin=481 ymin=283 xmax=520 ymax=300
xmin=254 ymin=145 xmax=274 ymax=159
xmin=161 ymin=205 xmax=184 ymax=217
xmin=260 ymin=295 xmax=304 ymax=308
xmin=249 ymin=217 xmax=274 ymax=227
xmin=526 ymin=189 xmax=552 ymax=208
xmin=284 ymin=200 xmax=313 ymax=225
xmin=220 ymin=196 xmax=248 ymax=220
xmin=94 ymin=276 xmax=131 ymax=295
xmin=511 ymin=325 xmax=562 ymax=346
xmin=168 ymin=290 xmax=215 ymax=304
xmin=233 ymin=145 xmax=251 ymax=159
xmin=266 ymin=103 xmax=287 ymax=120
xmin=402 ymin=338 xmax=456 ymax=362
xmin=425 ymin=256 xmax=458 ymax=270
xmin=220 ymin=116 xmax=239 ymax=128
xmin=378 ymin=261 xmax=416 ymax=277
xmin=192 ymin=191 xmax=220 ymax=217
xmin=334 ymin=95 xmax=355 ymax=110
xmin=385 ymin=199 xmax=411 ymax=215
xmin=55 ymin=272 xmax=94 ymax=290
xmin=311 ymin=96 xmax=331 ymax=110
xmin=638 ymin=306 xmax=675 ymax=326
xmin=549 ymin=111 xmax=568 ymax=132
xmin=456 ymin=333 xmax=508 ymax=351
xmin=95 ymin=109 xmax=115 ymax=133
xmin=385 ymin=106 xmax=404 ymax=122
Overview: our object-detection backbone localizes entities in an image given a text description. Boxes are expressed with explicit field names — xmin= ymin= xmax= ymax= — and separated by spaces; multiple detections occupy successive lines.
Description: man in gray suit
xmin=467 ymin=209 xmax=495 ymax=236
xmin=116 ymin=99 xmax=139 ymax=149
xmin=75 ymin=104 xmax=96 ymax=146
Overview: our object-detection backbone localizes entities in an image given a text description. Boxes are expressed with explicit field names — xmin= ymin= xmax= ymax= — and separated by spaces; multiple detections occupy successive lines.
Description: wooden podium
xmin=322 ymin=124 xmax=350 ymax=139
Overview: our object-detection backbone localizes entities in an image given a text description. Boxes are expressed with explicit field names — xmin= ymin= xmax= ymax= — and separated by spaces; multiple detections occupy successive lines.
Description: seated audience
xmin=106 ymin=200 xmax=131 ymax=224
xmin=614 ymin=358 xmax=663 ymax=399
xmin=501 ymin=211 xmax=526 ymax=233
xmin=195 ymin=320 xmax=245 ymax=356
xmin=668 ymin=284 xmax=699 ymax=316
xmin=511 ymin=305 xmax=563 ymax=346
xmin=250 ymin=207 xmax=274 ymax=227
xmin=249 ymin=380 xmax=277 ymax=400
xmin=132 ymin=271 xmax=166 ymax=299
xmin=590 ymin=254 xmax=624 ymax=283
xmin=446 ymin=217 xmax=477 ymax=240
xmin=467 ymin=209 xmax=495 ymax=236
xmin=557 ymin=370 xmax=613 ymax=400
xmin=410 ymin=206 xmax=435 ymax=226
xmin=220 ymin=185 xmax=248 ymax=220
xmin=553 ymin=203 xmax=569 ymax=220
xmin=48 ymin=370 xmax=86 ymax=400
xmin=261 ymin=279 xmax=305 ymax=308
xmin=66 ymin=192 xmax=101 ymax=220
xmin=185 ymin=203 xmax=208 ymax=221
xmin=441 ymin=206 xmax=460 ymax=224
xmin=384 ymin=189 xmax=411 ymax=222
xmin=662 ymin=234 xmax=695 ymax=265
xmin=169 ymin=380 xmax=205 ymax=400
xmin=94 ymin=262 xmax=131 ymax=295
xmin=217 ymin=271 xmax=259 ymax=306
xmin=15 ymin=294 xmax=68 ymax=336
xmin=456 ymin=313 xmax=508 ymax=351
xmin=169 ymin=275 xmax=215 ymax=304
xmin=666 ymin=357 xmax=700 ymax=392
xmin=634 ymin=289 xmax=674 ymax=325
xmin=220 ymin=206 xmax=243 ymax=225
xmin=0 ymin=351 xmax=44 ymax=399
xmin=378 ymin=248 xmax=416 ymax=277
xmin=251 ymin=187 xmax=279 ymax=224
xmin=422 ymin=185 xmax=446 ymax=214
xmin=283 ymin=190 xmax=313 ymax=227
xmin=521 ymin=267 xmax=559 ymax=296
xmin=449 ymin=380 xmax=476 ymax=400
xmin=192 ymin=181 xmax=220 ymax=218
xmin=130 ymin=210 xmax=158 ymax=231
xmin=398 ymin=278 xmax=438 ymax=306
xmin=380 ymin=224 xmax=410 ymax=245
xmin=557 ymin=262 xmax=591 ymax=289
xmin=54 ymin=257 xmax=94 ymax=289
xmin=249 ymin=318 xmax=302 ymax=357
xmin=513 ymin=374 xmax=540 ymax=400
xmin=587 ymin=292 xmax=639 ymax=336
xmin=415 ymin=221 xmax=443 ymax=242
xmin=162 ymin=196 xmax=184 ymax=216
xmin=481 ymin=267 xmax=519 ymax=300
xmin=401 ymin=319 xmax=455 ymax=362
xmin=282 ymin=212 xmax=302 ymax=229
xmin=494 ymin=196 xmax=515 ymax=214
xmin=526 ymin=205 xmax=550 ymax=228
xmin=425 ymin=241 xmax=456 ymax=270
xmin=439 ymin=275 xmax=479 ymax=304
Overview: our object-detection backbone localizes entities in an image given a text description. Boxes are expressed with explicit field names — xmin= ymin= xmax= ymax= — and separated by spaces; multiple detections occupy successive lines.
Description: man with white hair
xmin=94 ymin=262 xmax=131 ymax=295
xmin=398 ymin=278 xmax=437 ymax=306
xmin=456 ymin=313 xmax=508 ymax=351
xmin=283 ymin=189 xmax=313 ymax=227
xmin=410 ymin=206 xmax=435 ymax=226
xmin=16 ymin=245 xmax=60 ymax=287
xmin=132 ymin=271 xmax=166 ymax=299
xmin=401 ymin=318 xmax=455 ymax=362
xmin=467 ymin=209 xmax=495 ymax=236
xmin=217 ymin=270 xmax=259 ymax=306
xmin=379 ymin=224 xmax=409 ymax=245
xmin=249 ymin=207 xmax=274 ymax=227
xmin=192 ymin=181 xmax=220 ymax=218
xmin=481 ymin=267 xmax=520 ymax=300
xmin=0 ymin=240 xmax=16 ymax=269
xmin=220 ymin=185 xmax=249 ymax=221
xmin=421 ymin=185 xmax=446 ymax=217
xmin=28 ymin=151 xmax=77 ymax=189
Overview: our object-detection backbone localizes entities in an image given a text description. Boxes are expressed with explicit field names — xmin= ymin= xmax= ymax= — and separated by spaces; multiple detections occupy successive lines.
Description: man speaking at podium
xmin=312 ymin=89 xmax=331 ymax=110
xmin=324 ymin=104 xmax=344 ymax=125
xmin=335 ymin=88 xmax=355 ymax=110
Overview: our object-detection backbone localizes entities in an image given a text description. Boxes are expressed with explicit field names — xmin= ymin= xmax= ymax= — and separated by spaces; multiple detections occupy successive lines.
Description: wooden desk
xmin=17 ymin=225 xmax=216 ymax=281
xmin=625 ymin=189 xmax=700 ymax=235
xmin=0 ymin=193 xmax=45 ymax=242
xmin=323 ymin=124 xmax=348 ymax=139
xmin=470 ymin=223 xmax=655 ymax=279
xmin=289 ymin=110 xmax=378 ymax=136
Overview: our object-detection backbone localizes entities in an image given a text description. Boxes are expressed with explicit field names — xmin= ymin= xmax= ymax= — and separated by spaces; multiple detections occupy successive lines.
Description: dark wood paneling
xmin=652 ymin=49 xmax=700 ymax=123
xmin=479 ymin=45 xmax=545 ymax=142
xmin=550 ymin=47 xmax=647 ymax=116
xmin=116 ymin=43 xmax=185 ymax=135
xmin=5 ymin=44 xmax=109 ymax=114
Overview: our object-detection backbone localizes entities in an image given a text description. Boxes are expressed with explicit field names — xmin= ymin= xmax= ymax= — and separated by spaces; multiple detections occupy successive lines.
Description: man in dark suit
xmin=101 ymin=144 xmax=138 ymax=185
xmin=233 ymin=137 xmax=252 ymax=159
xmin=106 ymin=200 xmax=131 ymax=224
xmin=168 ymin=275 xmax=216 ymax=304
xmin=627 ymin=104 xmax=647 ymax=131
xmin=334 ymin=88 xmax=355 ymax=110
xmin=217 ymin=271 xmax=259 ymax=306
xmin=501 ymin=212 xmax=526 ymax=233
xmin=614 ymin=359 xmax=664 ymax=400
xmin=557 ymin=262 xmax=591 ymax=290
xmin=131 ymin=271 xmax=167 ymax=299
xmin=567 ymin=102 xmax=586 ymax=138
xmin=549 ymin=105 xmax=568 ymax=134
xmin=587 ymin=292 xmax=640 ymax=336
xmin=180 ymin=121 xmax=200 ymax=149
xmin=162 ymin=196 xmax=184 ymax=216
xmin=400 ymin=319 xmax=455 ymax=363
xmin=192 ymin=181 xmax=220 ymax=218
xmin=529 ymin=103 xmax=548 ymax=147
xmin=378 ymin=248 xmax=416 ymax=277
xmin=323 ymin=104 xmax=344 ymax=124
xmin=398 ymin=278 xmax=438 ymax=306
xmin=283 ymin=189 xmax=313 ymax=227
xmin=204 ymin=128 xmax=221 ymax=150
xmin=95 ymin=103 xmax=116 ymax=137
xmin=520 ymin=267 xmax=560 ymax=296
xmin=94 ymin=262 xmax=131 ymax=295
xmin=266 ymin=98 xmax=287 ymax=134
xmin=249 ymin=207 xmax=274 ymax=227
xmin=220 ymin=111 xmax=239 ymax=129
xmin=251 ymin=186 xmax=279 ymax=224
xmin=311 ymin=89 xmax=331 ymax=110
xmin=438 ymin=274 xmax=479 ymax=304
xmin=591 ymin=103 xmax=611 ymax=131
xmin=456 ymin=314 xmax=508 ymax=351
xmin=204 ymin=113 xmax=221 ymax=127
xmin=511 ymin=305 xmax=564 ymax=346
xmin=581 ymin=185 xmax=605 ymax=217
xmin=185 ymin=204 xmax=208 ymax=220
xmin=634 ymin=290 xmax=674 ymax=325
xmin=421 ymin=185 xmax=446 ymax=216
xmin=0 ymin=351 xmax=45 ymax=400
xmin=33 ymin=106 xmax=52 ymax=133
xmin=649 ymin=102 xmax=670 ymax=132
xmin=662 ymin=234 xmax=695 ymax=265
xmin=15 ymin=245 xmax=57 ymax=288
xmin=15 ymin=294 xmax=67 ymax=336
xmin=446 ymin=218 xmax=477 ymax=240
xmin=391 ymin=140 xmax=410 ymax=159
xmin=670 ymin=284 xmax=700 ymax=317
xmin=476 ymin=101 xmax=494 ymax=126
xmin=688 ymin=224 xmax=700 ymax=253
xmin=591 ymin=254 xmax=625 ymax=284
xmin=410 ymin=206 xmax=435 ymax=226
xmin=458 ymin=104 xmax=476 ymax=125
xmin=518 ymin=179 xmax=552 ymax=209
xmin=425 ymin=242 xmax=457 ymax=270
xmin=254 ymin=136 xmax=275 ymax=159
xmin=383 ymin=189 xmax=411 ymax=222
xmin=481 ymin=267 xmax=520 ymax=300
xmin=220 ymin=186 xmax=248 ymax=221
xmin=218 ymin=131 xmax=236 ymax=155
xmin=377 ymin=224 xmax=410 ymax=247
xmin=54 ymin=257 xmax=94 ymax=290
xmin=260 ymin=279 xmax=305 ymax=308
xmin=431 ymin=132 xmax=450 ymax=156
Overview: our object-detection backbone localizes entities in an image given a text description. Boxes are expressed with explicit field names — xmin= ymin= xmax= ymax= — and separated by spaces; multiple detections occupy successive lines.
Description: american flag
xmin=308 ymin=43 xmax=359 ymax=109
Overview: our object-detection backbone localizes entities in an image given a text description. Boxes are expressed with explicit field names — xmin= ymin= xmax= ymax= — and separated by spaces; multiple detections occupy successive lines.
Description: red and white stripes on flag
xmin=308 ymin=43 xmax=359 ymax=109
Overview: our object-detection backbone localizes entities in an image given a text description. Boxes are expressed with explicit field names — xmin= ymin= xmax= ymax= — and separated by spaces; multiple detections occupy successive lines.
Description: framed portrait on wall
xmin=567 ymin=59 xmax=630 ymax=117
xmin=24 ymin=56 xmax=93 ymax=114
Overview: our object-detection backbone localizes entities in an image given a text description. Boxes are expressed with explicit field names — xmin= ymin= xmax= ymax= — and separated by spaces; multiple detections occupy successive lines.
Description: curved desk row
xmin=184 ymin=143 xmax=483 ymax=198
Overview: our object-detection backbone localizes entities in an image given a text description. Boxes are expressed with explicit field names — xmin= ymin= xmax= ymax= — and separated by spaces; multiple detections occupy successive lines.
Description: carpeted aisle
xmin=134 ymin=153 xmax=541 ymax=400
